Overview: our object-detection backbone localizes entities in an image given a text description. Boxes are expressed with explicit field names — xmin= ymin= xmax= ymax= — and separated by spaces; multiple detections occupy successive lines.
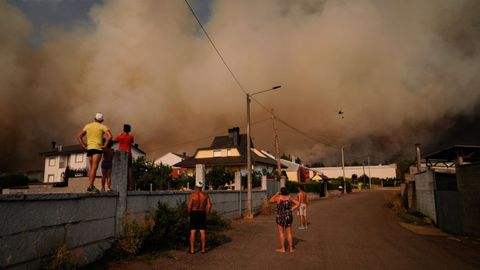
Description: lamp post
xmin=246 ymin=85 xmax=281 ymax=218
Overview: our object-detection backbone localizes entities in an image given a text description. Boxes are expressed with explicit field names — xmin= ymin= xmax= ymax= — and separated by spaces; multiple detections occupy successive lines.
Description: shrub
xmin=170 ymin=174 xmax=195 ymax=190
xmin=112 ymin=212 xmax=155 ymax=257
xmin=206 ymin=167 xmax=234 ymax=190
xmin=144 ymin=201 xmax=230 ymax=251
xmin=45 ymin=244 xmax=81 ymax=270
xmin=133 ymin=157 xmax=172 ymax=190
xmin=285 ymin=181 xmax=324 ymax=194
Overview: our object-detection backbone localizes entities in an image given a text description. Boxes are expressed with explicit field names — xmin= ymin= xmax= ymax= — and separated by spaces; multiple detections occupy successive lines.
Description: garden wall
xmin=0 ymin=152 xmax=270 ymax=269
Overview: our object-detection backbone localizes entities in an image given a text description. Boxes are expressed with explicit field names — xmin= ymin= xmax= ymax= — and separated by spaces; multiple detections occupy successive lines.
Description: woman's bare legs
xmin=101 ymin=168 xmax=107 ymax=191
xmin=276 ymin=225 xmax=286 ymax=252
xmin=106 ymin=168 xmax=112 ymax=190
xmin=286 ymin=226 xmax=294 ymax=252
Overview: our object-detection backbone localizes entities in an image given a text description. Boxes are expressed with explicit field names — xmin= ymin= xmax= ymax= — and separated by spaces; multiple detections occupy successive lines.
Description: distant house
xmin=309 ymin=164 xmax=397 ymax=180
xmin=40 ymin=142 xmax=146 ymax=183
xmin=174 ymin=127 xmax=280 ymax=176
xmin=154 ymin=152 xmax=189 ymax=167
xmin=260 ymin=150 xmax=311 ymax=182
xmin=154 ymin=152 xmax=190 ymax=178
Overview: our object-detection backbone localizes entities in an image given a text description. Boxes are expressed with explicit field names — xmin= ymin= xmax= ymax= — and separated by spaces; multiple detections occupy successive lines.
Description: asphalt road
xmin=99 ymin=189 xmax=480 ymax=270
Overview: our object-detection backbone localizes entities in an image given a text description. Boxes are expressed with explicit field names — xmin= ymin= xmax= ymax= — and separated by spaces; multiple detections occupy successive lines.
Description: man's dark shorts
xmin=87 ymin=149 xmax=103 ymax=157
xmin=190 ymin=211 xmax=207 ymax=230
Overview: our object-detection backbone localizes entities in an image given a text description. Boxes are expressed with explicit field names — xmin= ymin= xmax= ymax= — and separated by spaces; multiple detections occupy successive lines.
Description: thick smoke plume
xmin=1 ymin=0 xmax=480 ymax=171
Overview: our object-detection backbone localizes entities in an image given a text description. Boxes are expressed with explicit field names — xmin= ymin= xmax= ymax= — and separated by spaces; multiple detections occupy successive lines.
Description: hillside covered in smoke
xmin=1 ymin=0 xmax=480 ymax=171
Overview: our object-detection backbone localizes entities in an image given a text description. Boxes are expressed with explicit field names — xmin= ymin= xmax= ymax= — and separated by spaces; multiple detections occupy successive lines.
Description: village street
xmin=94 ymin=189 xmax=480 ymax=270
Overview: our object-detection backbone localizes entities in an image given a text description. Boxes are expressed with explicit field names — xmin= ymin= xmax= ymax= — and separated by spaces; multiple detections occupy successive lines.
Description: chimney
xmin=291 ymin=155 xmax=296 ymax=163
xmin=51 ymin=141 xmax=56 ymax=149
xmin=228 ymin=127 xmax=240 ymax=146
xmin=415 ymin=144 xmax=422 ymax=173
xmin=58 ymin=145 xmax=63 ymax=152
xmin=182 ymin=152 xmax=187 ymax=159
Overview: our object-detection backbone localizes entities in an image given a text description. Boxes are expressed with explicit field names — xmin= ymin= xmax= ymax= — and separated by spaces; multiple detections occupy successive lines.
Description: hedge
xmin=0 ymin=174 xmax=29 ymax=190
xmin=285 ymin=181 xmax=324 ymax=194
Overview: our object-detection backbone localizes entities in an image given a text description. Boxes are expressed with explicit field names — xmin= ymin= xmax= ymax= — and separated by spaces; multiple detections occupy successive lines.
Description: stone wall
xmin=413 ymin=170 xmax=437 ymax=223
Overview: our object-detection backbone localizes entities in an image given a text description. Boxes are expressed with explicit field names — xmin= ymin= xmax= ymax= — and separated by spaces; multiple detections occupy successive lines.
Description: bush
xmin=170 ymin=174 xmax=195 ymax=190
xmin=112 ymin=212 xmax=155 ymax=257
xmin=206 ymin=167 xmax=234 ymax=190
xmin=285 ymin=181 xmax=324 ymax=194
xmin=132 ymin=157 xmax=172 ymax=190
xmin=44 ymin=244 xmax=81 ymax=270
xmin=144 ymin=201 xmax=229 ymax=250
xmin=0 ymin=174 xmax=29 ymax=190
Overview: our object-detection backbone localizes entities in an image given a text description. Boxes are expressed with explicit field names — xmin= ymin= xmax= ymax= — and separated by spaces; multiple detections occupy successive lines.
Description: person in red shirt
xmin=116 ymin=124 xmax=134 ymax=190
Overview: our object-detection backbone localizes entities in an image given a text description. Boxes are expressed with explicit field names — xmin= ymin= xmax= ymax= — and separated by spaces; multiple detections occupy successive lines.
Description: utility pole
xmin=368 ymin=156 xmax=371 ymax=188
xmin=246 ymin=93 xmax=253 ymax=219
xmin=341 ymin=146 xmax=347 ymax=193
xmin=271 ymin=109 xmax=282 ymax=178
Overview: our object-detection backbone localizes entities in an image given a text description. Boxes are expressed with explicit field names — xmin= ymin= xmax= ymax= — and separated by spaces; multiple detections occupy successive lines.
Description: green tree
xmin=132 ymin=157 xmax=172 ymax=190
xmin=397 ymin=159 xmax=414 ymax=180
xmin=241 ymin=171 xmax=262 ymax=189
xmin=205 ymin=166 xmax=234 ymax=190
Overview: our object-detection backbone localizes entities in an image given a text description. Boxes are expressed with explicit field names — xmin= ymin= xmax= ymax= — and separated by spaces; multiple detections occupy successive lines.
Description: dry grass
xmin=112 ymin=211 xmax=155 ymax=257
xmin=45 ymin=244 xmax=83 ymax=270
xmin=259 ymin=201 xmax=277 ymax=215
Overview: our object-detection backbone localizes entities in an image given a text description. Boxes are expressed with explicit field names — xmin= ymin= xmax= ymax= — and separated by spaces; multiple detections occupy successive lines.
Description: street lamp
xmin=245 ymin=85 xmax=281 ymax=218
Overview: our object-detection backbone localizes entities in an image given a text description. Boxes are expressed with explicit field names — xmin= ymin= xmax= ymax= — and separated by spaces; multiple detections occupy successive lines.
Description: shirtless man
xmin=187 ymin=181 xmax=212 ymax=254
xmin=297 ymin=185 xmax=308 ymax=229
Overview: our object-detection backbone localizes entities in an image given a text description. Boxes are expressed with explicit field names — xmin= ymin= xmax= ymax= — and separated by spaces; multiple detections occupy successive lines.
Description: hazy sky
xmin=1 ymin=0 xmax=480 ymax=171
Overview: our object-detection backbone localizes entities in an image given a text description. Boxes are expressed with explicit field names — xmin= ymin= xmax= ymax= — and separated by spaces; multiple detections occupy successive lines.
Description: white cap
xmin=195 ymin=181 xmax=203 ymax=188
xmin=95 ymin=112 xmax=104 ymax=122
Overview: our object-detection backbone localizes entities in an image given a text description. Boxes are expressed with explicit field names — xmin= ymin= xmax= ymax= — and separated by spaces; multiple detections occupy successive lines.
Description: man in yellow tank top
xmin=77 ymin=113 xmax=112 ymax=192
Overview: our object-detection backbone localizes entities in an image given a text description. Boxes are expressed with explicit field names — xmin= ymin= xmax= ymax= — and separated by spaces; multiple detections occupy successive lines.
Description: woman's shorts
xmin=87 ymin=149 xmax=103 ymax=157
xmin=101 ymin=160 xmax=112 ymax=169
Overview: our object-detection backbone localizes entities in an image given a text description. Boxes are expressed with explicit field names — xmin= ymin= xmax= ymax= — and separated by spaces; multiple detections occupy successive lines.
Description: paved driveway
xmin=95 ymin=190 xmax=480 ymax=270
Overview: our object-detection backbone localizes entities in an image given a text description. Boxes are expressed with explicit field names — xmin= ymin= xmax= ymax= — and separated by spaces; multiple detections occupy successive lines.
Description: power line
xmin=148 ymin=118 xmax=271 ymax=153
xmin=184 ymin=0 xmax=247 ymax=94
xmin=184 ymin=0 xmax=337 ymax=151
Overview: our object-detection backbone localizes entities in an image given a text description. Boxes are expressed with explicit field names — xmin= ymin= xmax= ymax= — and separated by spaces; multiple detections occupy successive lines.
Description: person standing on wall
xmin=115 ymin=124 xmax=134 ymax=190
xmin=101 ymin=140 xmax=114 ymax=192
xmin=77 ymin=112 xmax=112 ymax=193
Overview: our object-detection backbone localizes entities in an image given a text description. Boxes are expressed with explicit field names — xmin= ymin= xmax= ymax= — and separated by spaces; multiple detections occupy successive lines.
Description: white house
xmin=40 ymin=143 xmax=146 ymax=183
xmin=154 ymin=152 xmax=188 ymax=167
xmin=310 ymin=164 xmax=397 ymax=179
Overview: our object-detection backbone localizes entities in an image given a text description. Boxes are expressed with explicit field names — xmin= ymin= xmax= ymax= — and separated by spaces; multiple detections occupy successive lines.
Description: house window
xmin=227 ymin=149 xmax=232 ymax=156
xmin=213 ymin=150 xmax=222 ymax=157
xmin=48 ymin=157 xmax=56 ymax=167
xmin=59 ymin=156 xmax=67 ymax=168
xmin=75 ymin=153 xmax=84 ymax=163
xmin=47 ymin=174 xmax=55 ymax=182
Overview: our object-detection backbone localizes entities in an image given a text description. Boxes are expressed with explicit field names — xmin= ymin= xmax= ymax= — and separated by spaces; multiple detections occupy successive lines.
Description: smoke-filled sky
xmin=1 ymin=0 xmax=480 ymax=171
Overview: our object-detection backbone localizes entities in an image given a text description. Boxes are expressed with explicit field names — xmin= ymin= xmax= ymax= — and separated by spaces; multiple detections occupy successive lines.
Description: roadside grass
xmin=386 ymin=192 xmax=429 ymax=226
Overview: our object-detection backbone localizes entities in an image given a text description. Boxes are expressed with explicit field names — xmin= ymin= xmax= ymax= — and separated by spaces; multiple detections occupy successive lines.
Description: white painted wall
xmin=310 ymin=164 xmax=397 ymax=179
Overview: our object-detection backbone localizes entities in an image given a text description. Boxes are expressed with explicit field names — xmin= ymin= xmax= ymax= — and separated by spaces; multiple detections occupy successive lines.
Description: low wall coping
xmin=0 ymin=192 xmax=118 ymax=201
xmin=127 ymin=189 xmax=266 ymax=196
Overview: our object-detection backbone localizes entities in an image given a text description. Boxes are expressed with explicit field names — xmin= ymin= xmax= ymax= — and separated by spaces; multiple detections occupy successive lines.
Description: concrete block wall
xmin=0 ymin=193 xmax=118 ymax=269
xmin=126 ymin=190 xmax=267 ymax=220
xmin=413 ymin=170 xmax=437 ymax=223
xmin=456 ymin=163 xmax=480 ymax=237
